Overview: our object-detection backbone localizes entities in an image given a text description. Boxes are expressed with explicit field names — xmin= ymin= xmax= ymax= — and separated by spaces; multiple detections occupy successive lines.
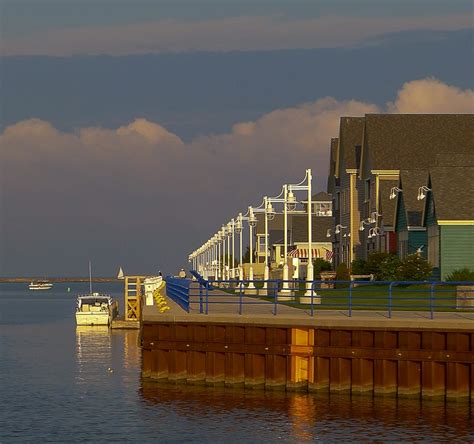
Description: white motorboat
xmin=29 ymin=280 xmax=53 ymax=290
xmin=75 ymin=293 xmax=118 ymax=326
xmin=75 ymin=260 xmax=118 ymax=326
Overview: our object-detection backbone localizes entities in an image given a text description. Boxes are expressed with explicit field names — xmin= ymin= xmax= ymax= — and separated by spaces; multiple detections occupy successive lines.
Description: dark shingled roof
xmin=435 ymin=152 xmax=474 ymax=167
xmin=379 ymin=179 xmax=398 ymax=228
xmin=429 ymin=166 xmax=474 ymax=220
xmin=397 ymin=170 xmax=430 ymax=227
xmin=362 ymin=114 xmax=474 ymax=173
xmin=313 ymin=191 xmax=332 ymax=201
xmin=291 ymin=215 xmax=334 ymax=243
xmin=338 ymin=117 xmax=365 ymax=174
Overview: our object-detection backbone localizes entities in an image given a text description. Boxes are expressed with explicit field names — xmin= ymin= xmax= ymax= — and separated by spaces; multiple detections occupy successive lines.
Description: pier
xmin=140 ymin=279 xmax=474 ymax=400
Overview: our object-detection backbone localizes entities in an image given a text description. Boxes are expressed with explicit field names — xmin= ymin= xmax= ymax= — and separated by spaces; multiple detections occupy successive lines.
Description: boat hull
xmin=75 ymin=311 xmax=111 ymax=326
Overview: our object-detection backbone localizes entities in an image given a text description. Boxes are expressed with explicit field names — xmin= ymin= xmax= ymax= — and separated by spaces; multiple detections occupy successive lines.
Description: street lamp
xmin=417 ymin=186 xmax=431 ymax=200
xmin=288 ymin=168 xmax=314 ymax=300
xmin=389 ymin=187 xmax=402 ymax=200
xmin=334 ymin=224 xmax=347 ymax=235
xmin=264 ymin=184 xmax=296 ymax=299
xmin=246 ymin=206 xmax=258 ymax=291
xmin=234 ymin=214 xmax=243 ymax=282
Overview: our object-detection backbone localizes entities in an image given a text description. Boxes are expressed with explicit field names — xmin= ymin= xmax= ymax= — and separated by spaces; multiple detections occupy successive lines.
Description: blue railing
xmin=187 ymin=275 xmax=474 ymax=318
xmin=164 ymin=276 xmax=191 ymax=312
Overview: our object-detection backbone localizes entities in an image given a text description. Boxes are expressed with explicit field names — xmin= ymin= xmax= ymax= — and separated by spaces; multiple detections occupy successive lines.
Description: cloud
xmin=0 ymin=78 xmax=472 ymax=275
xmin=388 ymin=78 xmax=474 ymax=113
xmin=2 ymin=15 xmax=472 ymax=56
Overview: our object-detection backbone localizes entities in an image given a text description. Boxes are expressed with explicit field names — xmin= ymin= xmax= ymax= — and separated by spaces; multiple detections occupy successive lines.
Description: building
xmin=423 ymin=164 xmax=474 ymax=280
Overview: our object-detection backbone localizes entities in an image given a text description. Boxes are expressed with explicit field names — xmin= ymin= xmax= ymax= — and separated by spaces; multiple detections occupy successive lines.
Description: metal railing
xmin=187 ymin=274 xmax=474 ymax=319
xmin=164 ymin=276 xmax=191 ymax=312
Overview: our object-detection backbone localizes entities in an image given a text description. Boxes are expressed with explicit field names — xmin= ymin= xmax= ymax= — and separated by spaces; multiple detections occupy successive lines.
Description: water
xmin=0 ymin=283 xmax=472 ymax=442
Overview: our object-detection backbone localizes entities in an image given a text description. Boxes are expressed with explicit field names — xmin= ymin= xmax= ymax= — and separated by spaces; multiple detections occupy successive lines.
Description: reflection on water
xmin=140 ymin=382 xmax=473 ymax=442
xmin=1 ymin=283 xmax=472 ymax=442
xmin=76 ymin=326 xmax=112 ymax=386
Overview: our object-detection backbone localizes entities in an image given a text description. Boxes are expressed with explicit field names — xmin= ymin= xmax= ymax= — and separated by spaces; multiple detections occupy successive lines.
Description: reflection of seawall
xmin=140 ymin=383 xmax=473 ymax=441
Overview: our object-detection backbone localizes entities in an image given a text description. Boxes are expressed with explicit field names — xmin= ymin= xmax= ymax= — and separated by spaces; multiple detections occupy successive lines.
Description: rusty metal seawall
xmin=141 ymin=322 xmax=473 ymax=400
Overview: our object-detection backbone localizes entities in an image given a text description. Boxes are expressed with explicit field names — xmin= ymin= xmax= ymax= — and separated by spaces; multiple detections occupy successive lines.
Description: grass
xmin=197 ymin=281 xmax=473 ymax=313
xmin=264 ymin=283 xmax=472 ymax=312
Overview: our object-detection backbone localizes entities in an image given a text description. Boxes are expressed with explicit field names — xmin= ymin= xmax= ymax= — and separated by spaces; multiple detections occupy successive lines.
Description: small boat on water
xmin=75 ymin=261 xmax=118 ymax=326
xmin=29 ymin=280 xmax=53 ymax=290
xmin=75 ymin=293 xmax=118 ymax=326
xmin=117 ymin=267 xmax=125 ymax=280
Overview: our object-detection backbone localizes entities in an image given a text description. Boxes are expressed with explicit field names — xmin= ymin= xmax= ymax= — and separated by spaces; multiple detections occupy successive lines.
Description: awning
xmin=288 ymin=248 xmax=320 ymax=258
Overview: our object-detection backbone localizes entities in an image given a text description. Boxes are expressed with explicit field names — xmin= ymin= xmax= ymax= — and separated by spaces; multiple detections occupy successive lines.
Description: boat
xmin=75 ymin=293 xmax=118 ymax=326
xmin=117 ymin=267 xmax=125 ymax=280
xmin=29 ymin=280 xmax=53 ymax=290
xmin=75 ymin=261 xmax=118 ymax=326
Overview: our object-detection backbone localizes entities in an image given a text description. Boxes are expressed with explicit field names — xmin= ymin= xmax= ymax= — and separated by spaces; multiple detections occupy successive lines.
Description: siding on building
xmin=440 ymin=225 xmax=474 ymax=279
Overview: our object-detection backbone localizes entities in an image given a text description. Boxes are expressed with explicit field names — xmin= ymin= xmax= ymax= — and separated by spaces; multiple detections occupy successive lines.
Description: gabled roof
xmin=395 ymin=170 xmax=429 ymax=228
xmin=336 ymin=117 xmax=365 ymax=177
xmin=360 ymin=114 xmax=474 ymax=178
xmin=291 ymin=215 xmax=334 ymax=243
xmin=429 ymin=166 xmax=474 ymax=221
xmin=327 ymin=137 xmax=339 ymax=194
xmin=378 ymin=179 xmax=399 ymax=228
xmin=312 ymin=191 xmax=332 ymax=202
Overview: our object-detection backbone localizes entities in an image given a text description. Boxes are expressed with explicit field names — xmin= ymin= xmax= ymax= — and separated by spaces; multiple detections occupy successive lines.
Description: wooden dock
xmin=141 ymin=285 xmax=474 ymax=399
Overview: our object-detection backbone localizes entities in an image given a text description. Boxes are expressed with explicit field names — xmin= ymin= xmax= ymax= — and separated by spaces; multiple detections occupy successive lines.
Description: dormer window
xmin=314 ymin=201 xmax=332 ymax=216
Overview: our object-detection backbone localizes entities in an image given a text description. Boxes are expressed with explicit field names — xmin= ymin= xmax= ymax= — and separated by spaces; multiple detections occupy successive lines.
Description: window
xmin=335 ymin=192 xmax=340 ymax=211
xmin=314 ymin=202 xmax=332 ymax=216
xmin=398 ymin=231 xmax=408 ymax=259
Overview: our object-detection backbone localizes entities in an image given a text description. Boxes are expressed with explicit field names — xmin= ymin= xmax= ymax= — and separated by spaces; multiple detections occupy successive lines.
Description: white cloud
xmin=1 ymin=15 xmax=471 ymax=56
xmin=0 ymin=78 xmax=472 ymax=274
xmin=388 ymin=78 xmax=474 ymax=113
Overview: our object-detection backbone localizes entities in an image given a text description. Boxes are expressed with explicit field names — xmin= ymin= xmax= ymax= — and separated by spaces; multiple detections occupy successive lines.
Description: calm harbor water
xmin=0 ymin=283 xmax=472 ymax=442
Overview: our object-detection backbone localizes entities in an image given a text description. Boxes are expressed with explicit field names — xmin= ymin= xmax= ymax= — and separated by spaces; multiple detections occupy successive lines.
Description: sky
xmin=0 ymin=1 xmax=473 ymax=276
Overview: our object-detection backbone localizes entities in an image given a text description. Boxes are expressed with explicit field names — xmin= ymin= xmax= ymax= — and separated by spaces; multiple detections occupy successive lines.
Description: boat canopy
xmin=77 ymin=294 xmax=113 ymax=307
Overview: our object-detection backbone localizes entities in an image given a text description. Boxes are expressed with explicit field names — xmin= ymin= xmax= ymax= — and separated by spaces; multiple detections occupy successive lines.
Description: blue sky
xmin=0 ymin=1 xmax=473 ymax=276
xmin=2 ymin=0 xmax=472 ymax=38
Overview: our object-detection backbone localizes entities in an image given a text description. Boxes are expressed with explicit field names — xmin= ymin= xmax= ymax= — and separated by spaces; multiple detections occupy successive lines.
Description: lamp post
xmin=221 ymin=225 xmax=226 ymax=281
xmin=288 ymin=169 xmax=314 ymax=301
xmin=264 ymin=185 xmax=295 ymax=300
xmin=231 ymin=219 xmax=236 ymax=280
xmin=247 ymin=206 xmax=258 ymax=292
xmin=235 ymin=214 xmax=243 ymax=281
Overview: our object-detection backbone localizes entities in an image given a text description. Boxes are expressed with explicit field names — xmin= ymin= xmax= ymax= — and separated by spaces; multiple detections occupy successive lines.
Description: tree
xmin=335 ymin=263 xmax=350 ymax=287
xmin=378 ymin=255 xmax=401 ymax=281
xmin=313 ymin=258 xmax=332 ymax=277
xmin=365 ymin=252 xmax=400 ymax=280
xmin=397 ymin=254 xmax=433 ymax=281
xmin=351 ymin=259 xmax=367 ymax=275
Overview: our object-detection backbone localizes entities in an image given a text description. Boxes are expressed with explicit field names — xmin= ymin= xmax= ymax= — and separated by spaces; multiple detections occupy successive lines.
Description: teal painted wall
xmin=440 ymin=225 xmax=474 ymax=279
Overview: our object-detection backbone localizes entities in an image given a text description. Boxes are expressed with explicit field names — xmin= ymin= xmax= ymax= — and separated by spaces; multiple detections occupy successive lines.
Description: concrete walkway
xmin=141 ymin=283 xmax=474 ymax=330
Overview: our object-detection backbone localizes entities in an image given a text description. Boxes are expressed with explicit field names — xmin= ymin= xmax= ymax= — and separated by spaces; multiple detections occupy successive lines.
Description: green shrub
xmin=378 ymin=255 xmax=402 ymax=281
xmin=351 ymin=259 xmax=367 ymax=275
xmin=445 ymin=268 xmax=474 ymax=282
xmin=397 ymin=254 xmax=433 ymax=281
xmin=335 ymin=263 xmax=350 ymax=287
xmin=365 ymin=252 xmax=401 ymax=280
xmin=313 ymin=258 xmax=332 ymax=277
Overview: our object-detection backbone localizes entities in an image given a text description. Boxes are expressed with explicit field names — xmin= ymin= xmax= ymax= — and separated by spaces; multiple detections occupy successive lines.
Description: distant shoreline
xmin=0 ymin=277 xmax=121 ymax=283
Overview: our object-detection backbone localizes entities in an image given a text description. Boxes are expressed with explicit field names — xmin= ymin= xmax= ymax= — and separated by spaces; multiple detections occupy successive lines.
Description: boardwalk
xmin=142 ymin=283 xmax=474 ymax=330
